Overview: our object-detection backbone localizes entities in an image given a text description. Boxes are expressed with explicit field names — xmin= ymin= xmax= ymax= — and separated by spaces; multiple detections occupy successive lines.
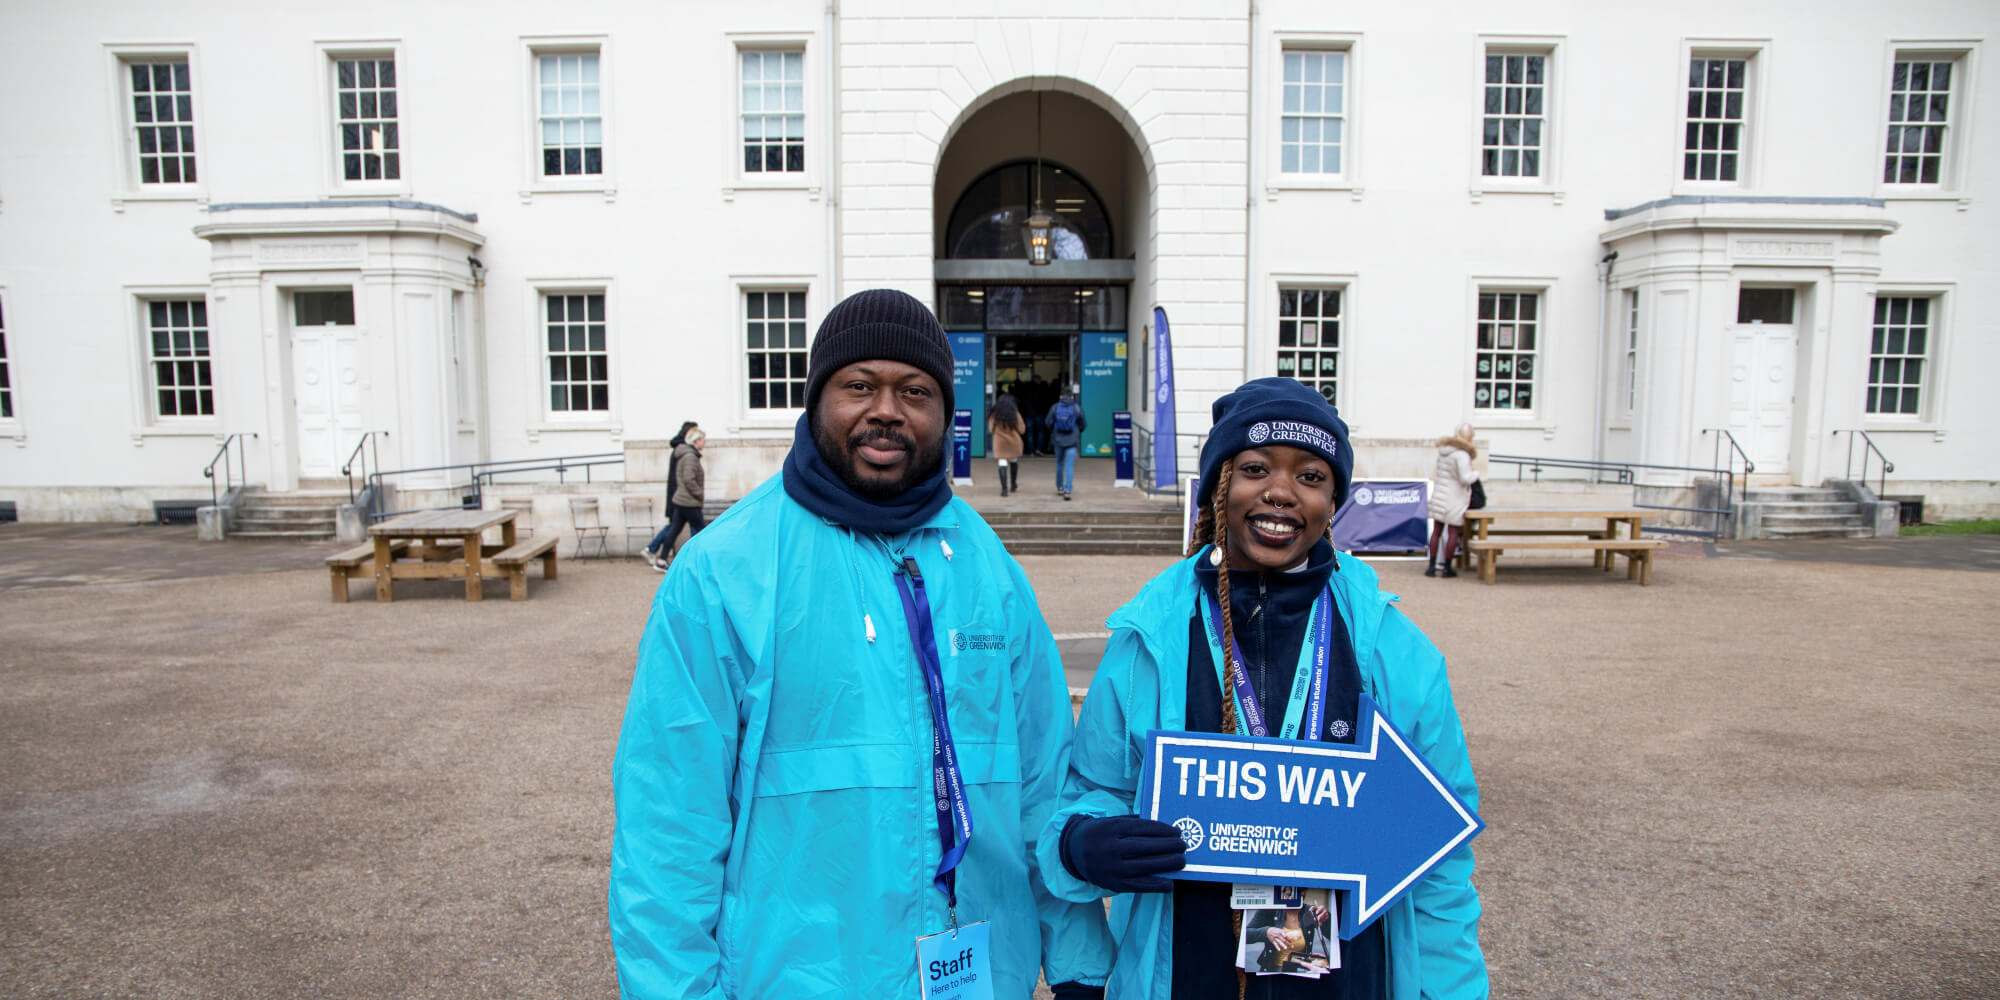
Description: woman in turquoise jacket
xmin=1036 ymin=379 xmax=1487 ymax=999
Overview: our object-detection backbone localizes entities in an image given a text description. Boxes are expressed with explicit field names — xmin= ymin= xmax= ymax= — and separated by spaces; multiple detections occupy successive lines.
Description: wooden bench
xmin=489 ymin=534 xmax=561 ymax=601
xmin=327 ymin=538 xmax=409 ymax=603
xmin=1454 ymin=528 xmax=1621 ymax=570
xmin=1465 ymin=537 xmax=1669 ymax=586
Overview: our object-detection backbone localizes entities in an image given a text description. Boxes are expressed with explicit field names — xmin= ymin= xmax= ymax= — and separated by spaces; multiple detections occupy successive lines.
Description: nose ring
xmin=1263 ymin=491 xmax=1285 ymax=509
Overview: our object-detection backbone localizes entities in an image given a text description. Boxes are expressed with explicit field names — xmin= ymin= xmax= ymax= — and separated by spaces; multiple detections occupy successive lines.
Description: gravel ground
xmin=1 ymin=535 xmax=1995 ymax=998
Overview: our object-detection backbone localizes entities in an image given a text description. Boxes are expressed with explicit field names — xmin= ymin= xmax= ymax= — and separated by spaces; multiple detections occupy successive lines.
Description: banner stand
xmin=950 ymin=410 xmax=974 ymax=486
xmin=1333 ymin=479 xmax=1430 ymax=554
xmin=1112 ymin=411 xmax=1135 ymax=488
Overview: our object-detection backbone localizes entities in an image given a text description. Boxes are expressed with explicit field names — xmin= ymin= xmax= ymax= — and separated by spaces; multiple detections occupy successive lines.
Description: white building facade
xmin=2 ymin=1 xmax=1995 ymax=521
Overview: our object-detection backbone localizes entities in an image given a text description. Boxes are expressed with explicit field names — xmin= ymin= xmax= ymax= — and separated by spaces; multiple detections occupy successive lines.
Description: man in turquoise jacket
xmin=610 ymin=289 xmax=1113 ymax=998
xmin=1038 ymin=553 xmax=1486 ymax=999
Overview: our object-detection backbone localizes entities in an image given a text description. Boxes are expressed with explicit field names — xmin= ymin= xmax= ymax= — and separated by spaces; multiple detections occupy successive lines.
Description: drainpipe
xmin=1243 ymin=0 xmax=1260 ymax=389
xmin=469 ymin=254 xmax=490 ymax=466
xmin=1591 ymin=249 xmax=1617 ymax=483
xmin=825 ymin=0 xmax=842 ymax=301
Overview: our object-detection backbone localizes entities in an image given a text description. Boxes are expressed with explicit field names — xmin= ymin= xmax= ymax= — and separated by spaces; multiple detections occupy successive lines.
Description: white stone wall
xmin=1 ymin=1 xmax=1995 ymax=521
xmin=836 ymin=0 xmax=1250 ymax=482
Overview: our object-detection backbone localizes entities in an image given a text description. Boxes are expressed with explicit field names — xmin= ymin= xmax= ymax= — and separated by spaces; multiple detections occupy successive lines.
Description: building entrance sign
xmin=1079 ymin=332 xmax=1126 ymax=456
xmin=949 ymin=333 xmax=987 ymax=460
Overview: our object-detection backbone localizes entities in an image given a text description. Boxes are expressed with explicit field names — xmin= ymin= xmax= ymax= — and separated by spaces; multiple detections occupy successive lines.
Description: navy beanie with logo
xmin=804 ymin=288 xmax=955 ymax=415
xmin=1196 ymin=377 xmax=1353 ymax=510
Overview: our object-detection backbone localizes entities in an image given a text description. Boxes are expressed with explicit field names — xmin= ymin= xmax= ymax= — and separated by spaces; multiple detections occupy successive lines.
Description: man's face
xmin=811 ymin=360 xmax=946 ymax=499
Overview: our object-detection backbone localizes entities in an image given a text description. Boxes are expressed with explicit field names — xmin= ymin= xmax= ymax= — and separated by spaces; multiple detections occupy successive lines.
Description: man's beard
xmin=812 ymin=417 xmax=945 ymax=500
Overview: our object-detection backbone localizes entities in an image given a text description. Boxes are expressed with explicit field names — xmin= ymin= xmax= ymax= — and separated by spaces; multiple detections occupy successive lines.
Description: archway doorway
xmin=933 ymin=87 xmax=1149 ymax=462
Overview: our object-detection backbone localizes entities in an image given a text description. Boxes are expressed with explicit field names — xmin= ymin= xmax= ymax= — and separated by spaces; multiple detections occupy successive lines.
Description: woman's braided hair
xmin=1185 ymin=455 xmax=1338 ymax=997
xmin=1186 ymin=459 xmax=1250 ymax=997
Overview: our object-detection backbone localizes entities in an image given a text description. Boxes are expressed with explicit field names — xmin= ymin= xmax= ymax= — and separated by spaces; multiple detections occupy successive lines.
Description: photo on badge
xmin=1235 ymin=890 xmax=1338 ymax=978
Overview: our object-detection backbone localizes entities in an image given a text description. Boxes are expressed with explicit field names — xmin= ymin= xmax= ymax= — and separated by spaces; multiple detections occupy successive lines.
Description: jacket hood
xmin=1437 ymin=435 xmax=1477 ymax=458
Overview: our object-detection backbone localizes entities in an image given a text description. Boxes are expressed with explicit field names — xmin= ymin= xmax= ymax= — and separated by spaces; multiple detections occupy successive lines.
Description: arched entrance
xmin=932 ymin=87 xmax=1150 ymax=462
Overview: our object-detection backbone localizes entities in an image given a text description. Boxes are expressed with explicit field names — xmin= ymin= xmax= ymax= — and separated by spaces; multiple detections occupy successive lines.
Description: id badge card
xmin=916 ymin=920 xmax=994 ymax=1000
xmin=1230 ymin=883 xmax=1304 ymax=909
xmin=1234 ymin=889 xmax=1339 ymax=979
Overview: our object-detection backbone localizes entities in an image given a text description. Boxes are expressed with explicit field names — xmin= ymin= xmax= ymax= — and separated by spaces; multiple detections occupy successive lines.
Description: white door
xmin=1726 ymin=323 xmax=1798 ymax=474
xmin=291 ymin=290 xmax=364 ymax=480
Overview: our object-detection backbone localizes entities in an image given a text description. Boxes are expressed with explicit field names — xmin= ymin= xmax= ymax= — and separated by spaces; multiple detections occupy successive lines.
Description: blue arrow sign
xmin=1137 ymin=695 xmax=1482 ymax=939
xmin=950 ymin=410 xmax=973 ymax=485
xmin=1112 ymin=411 xmax=1134 ymax=487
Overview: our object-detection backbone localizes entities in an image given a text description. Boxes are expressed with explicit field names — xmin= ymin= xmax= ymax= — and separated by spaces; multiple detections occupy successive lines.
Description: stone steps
xmin=1740 ymin=486 xmax=1873 ymax=539
xmin=984 ymin=510 xmax=1183 ymax=556
xmin=230 ymin=489 xmax=345 ymax=540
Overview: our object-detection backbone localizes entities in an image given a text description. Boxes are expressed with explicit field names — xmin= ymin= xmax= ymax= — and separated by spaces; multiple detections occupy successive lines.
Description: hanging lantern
xmin=1025 ymin=207 xmax=1055 ymax=265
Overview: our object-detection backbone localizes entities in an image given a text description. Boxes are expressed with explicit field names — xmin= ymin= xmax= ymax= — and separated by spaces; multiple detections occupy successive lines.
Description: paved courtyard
xmin=1 ymin=524 xmax=1995 ymax=998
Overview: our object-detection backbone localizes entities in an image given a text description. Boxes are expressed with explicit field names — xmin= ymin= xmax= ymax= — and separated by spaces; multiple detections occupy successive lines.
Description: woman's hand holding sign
xmin=1060 ymin=814 xmax=1188 ymax=892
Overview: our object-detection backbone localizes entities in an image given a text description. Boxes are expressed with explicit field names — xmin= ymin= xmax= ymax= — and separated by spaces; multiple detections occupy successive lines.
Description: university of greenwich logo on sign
xmin=1173 ymin=816 xmax=1206 ymax=851
xmin=1353 ymin=485 xmax=1421 ymax=507
xmin=1247 ymin=420 xmax=1337 ymax=457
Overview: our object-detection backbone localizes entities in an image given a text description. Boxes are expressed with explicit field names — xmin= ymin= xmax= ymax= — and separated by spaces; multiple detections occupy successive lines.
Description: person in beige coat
xmin=646 ymin=428 xmax=706 ymax=571
xmin=988 ymin=392 xmax=1027 ymax=496
xmin=1426 ymin=422 xmax=1480 ymax=577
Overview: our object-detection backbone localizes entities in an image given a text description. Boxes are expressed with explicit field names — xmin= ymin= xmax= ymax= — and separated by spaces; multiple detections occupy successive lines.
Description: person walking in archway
xmin=989 ymin=391 xmax=1026 ymax=497
xmin=1048 ymin=387 xmax=1086 ymax=500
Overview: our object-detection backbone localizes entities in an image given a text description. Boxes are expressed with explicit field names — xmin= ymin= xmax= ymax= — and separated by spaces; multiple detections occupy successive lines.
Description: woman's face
xmin=1221 ymin=446 xmax=1337 ymax=573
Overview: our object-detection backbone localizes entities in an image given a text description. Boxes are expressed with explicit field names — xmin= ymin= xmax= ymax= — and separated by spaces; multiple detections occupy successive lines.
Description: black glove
xmin=1049 ymin=982 xmax=1106 ymax=1000
xmin=1059 ymin=813 xmax=1186 ymax=892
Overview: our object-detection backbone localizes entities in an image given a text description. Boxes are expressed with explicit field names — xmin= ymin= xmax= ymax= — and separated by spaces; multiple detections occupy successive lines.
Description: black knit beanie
xmin=805 ymin=289 xmax=956 ymax=415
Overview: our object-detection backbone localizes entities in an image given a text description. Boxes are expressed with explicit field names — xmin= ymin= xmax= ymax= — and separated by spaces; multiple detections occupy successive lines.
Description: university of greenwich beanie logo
xmin=1248 ymin=419 xmax=1337 ymax=458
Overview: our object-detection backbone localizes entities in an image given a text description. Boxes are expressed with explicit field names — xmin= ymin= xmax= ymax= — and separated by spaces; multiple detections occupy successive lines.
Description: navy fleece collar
xmin=780 ymin=413 xmax=953 ymax=534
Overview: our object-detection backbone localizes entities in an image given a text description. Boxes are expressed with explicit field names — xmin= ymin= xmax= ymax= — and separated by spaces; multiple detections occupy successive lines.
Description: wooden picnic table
xmin=364 ymin=508 xmax=526 ymax=602
xmin=1461 ymin=506 xmax=1665 ymax=585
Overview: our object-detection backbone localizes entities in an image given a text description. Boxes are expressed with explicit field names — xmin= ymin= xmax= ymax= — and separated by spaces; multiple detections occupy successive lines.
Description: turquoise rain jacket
xmin=1036 ymin=550 xmax=1487 ymax=1000
xmin=610 ymin=474 xmax=1114 ymax=998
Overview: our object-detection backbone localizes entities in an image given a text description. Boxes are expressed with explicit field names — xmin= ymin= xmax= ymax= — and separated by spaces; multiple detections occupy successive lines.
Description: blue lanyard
xmin=1199 ymin=573 xmax=1333 ymax=742
xmin=893 ymin=556 xmax=974 ymax=911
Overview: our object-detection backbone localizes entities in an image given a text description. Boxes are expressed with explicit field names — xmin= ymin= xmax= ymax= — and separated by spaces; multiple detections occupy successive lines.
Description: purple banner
xmin=1332 ymin=480 xmax=1430 ymax=553
xmin=1151 ymin=306 xmax=1179 ymax=491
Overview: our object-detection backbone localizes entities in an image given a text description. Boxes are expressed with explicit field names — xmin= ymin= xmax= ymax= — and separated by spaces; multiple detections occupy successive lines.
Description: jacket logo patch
xmin=949 ymin=629 xmax=1007 ymax=653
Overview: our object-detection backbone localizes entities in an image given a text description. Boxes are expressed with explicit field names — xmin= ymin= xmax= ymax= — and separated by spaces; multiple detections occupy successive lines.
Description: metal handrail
xmin=366 ymin=452 xmax=626 ymax=520
xmin=1487 ymin=452 xmax=1739 ymax=538
xmin=1702 ymin=428 xmax=1756 ymax=508
xmin=341 ymin=431 xmax=390 ymax=507
xmin=1131 ymin=423 xmax=1208 ymax=494
xmin=1837 ymin=429 xmax=1895 ymax=496
xmin=202 ymin=432 xmax=258 ymax=507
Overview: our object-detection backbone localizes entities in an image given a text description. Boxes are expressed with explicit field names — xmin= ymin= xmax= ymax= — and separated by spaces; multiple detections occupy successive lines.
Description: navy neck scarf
xmin=781 ymin=413 xmax=953 ymax=534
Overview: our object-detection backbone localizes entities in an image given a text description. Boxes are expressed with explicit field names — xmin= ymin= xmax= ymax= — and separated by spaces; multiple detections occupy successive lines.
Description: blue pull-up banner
xmin=1112 ymin=411 xmax=1134 ymax=487
xmin=1151 ymin=307 xmax=1179 ymax=491
xmin=950 ymin=410 xmax=973 ymax=486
